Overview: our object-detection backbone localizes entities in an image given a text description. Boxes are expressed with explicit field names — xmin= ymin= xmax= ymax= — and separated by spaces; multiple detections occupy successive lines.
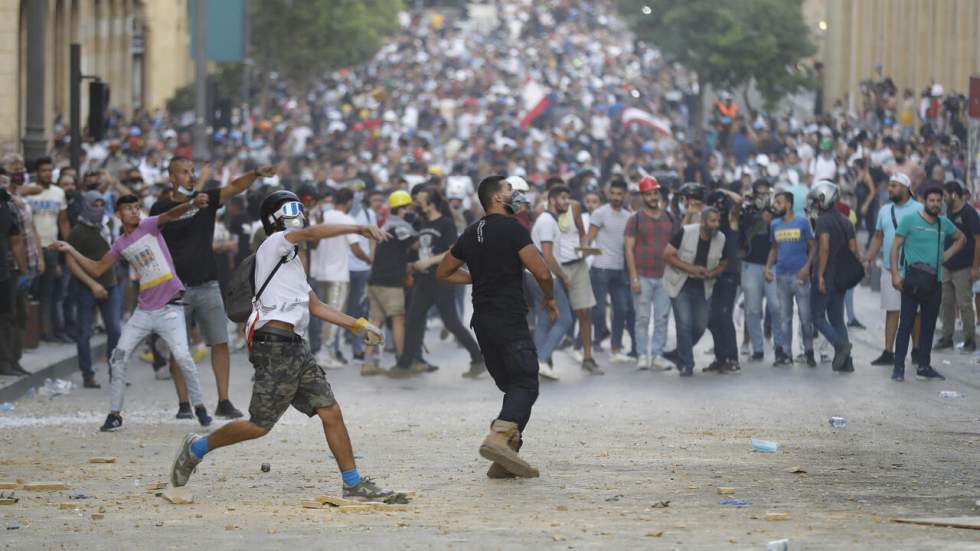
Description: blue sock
xmin=190 ymin=436 xmax=210 ymax=459
xmin=341 ymin=468 xmax=361 ymax=487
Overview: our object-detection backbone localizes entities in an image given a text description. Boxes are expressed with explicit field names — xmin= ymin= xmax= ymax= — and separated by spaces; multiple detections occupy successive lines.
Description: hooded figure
xmin=78 ymin=190 xmax=106 ymax=227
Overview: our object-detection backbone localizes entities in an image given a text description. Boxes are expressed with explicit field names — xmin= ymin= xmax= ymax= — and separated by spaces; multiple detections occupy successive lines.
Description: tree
xmin=250 ymin=0 xmax=403 ymax=88
xmin=619 ymin=0 xmax=815 ymax=126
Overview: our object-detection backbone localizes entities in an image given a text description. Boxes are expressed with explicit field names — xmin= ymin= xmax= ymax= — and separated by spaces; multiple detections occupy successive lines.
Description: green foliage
xmin=250 ymin=0 xmax=403 ymax=86
xmin=620 ymin=0 xmax=816 ymax=108
xmin=165 ymin=63 xmax=246 ymax=115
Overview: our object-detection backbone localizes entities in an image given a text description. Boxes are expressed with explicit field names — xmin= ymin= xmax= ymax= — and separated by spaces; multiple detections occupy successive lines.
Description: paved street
xmin=2 ymin=287 xmax=979 ymax=549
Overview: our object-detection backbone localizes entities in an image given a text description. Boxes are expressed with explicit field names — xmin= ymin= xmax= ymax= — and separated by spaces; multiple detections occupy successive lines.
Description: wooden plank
xmin=22 ymin=482 xmax=69 ymax=491
xmin=88 ymin=457 xmax=117 ymax=464
xmin=0 ymin=482 xmax=18 ymax=490
xmin=893 ymin=517 xmax=980 ymax=530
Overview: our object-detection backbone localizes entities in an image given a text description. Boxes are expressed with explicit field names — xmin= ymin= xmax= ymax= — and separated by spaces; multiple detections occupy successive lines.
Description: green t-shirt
xmin=896 ymin=211 xmax=956 ymax=278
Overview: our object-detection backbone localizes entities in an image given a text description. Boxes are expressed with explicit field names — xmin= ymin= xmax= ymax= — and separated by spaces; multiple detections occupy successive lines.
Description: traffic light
xmin=88 ymin=80 xmax=110 ymax=141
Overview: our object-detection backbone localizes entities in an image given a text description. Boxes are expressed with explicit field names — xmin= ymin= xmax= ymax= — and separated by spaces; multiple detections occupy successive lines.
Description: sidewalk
xmin=0 ymin=336 xmax=106 ymax=403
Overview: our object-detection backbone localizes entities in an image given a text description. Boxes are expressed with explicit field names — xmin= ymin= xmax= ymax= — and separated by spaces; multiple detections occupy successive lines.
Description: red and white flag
xmin=621 ymin=107 xmax=672 ymax=137
xmin=519 ymin=81 xmax=550 ymax=129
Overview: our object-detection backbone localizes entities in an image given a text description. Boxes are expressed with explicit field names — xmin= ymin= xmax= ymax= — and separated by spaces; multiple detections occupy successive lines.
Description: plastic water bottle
xmin=940 ymin=390 xmax=961 ymax=399
xmin=829 ymin=416 xmax=848 ymax=428
xmin=0 ymin=402 xmax=13 ymax=412
xmin=751 ymin=438 xmax=780 ymax=452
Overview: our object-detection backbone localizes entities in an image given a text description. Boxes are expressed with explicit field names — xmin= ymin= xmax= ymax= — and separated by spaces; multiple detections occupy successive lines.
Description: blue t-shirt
xmin=770 ymin=216 xmax=813 ymax=275
xmin=874 ymin=199 xmax=922 ymax=270
xmin=896 ymin=211 xmax=957 ymax=279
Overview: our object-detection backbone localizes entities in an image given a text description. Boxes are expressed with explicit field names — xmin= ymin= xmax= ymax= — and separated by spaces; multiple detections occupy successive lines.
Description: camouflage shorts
xmin=248 ymin=338 xmax=336 ymax=430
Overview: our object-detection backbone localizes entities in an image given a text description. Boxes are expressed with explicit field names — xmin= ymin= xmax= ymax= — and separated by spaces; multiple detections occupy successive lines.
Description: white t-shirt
xmin=531 ymin=211 xmax=560 ymax=255
xmin=348 ymin=207 xmax=376 ymax=272
xmin=309 ymin=209 xmax=358 ymax=282
xmin=589 ymin=203 xmax=631 ymax=270
xmin=810 ymin=155 xmax=837 ymax=183
xmin=26 ymin=185 xmax=67 ymax=246
xmin=556 ymin=210 xmax=581 ymax=264
xmin=252 ymin=230 xmax=311 ymax=337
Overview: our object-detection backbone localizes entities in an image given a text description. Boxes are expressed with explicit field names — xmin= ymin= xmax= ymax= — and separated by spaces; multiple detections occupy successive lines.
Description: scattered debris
xmin=225 ymin=524 xmax=238 ymax=531
xmin=261 ymin=463 xmax=271 ymax=473
xmin=766 ymin=512 xmax=790 ymax=521
xmin=0 ymin=402 xmax=14 ymax=412
xmin=650 ymin=500 xmax=670 ymax=509
xmin=22 ymin=482 xmax=69 ymax=491
xmin=146 ymin=482 xmax=167 ymax=492
xmin=829 ymin=417 xmax=848 ymax=428
xmin=645 ymin=531 xmax=664 ymax=538
xmin=6 ymin=524 xmax=20 ymax=530
xmin=38 ymin=378 xmax=73 ymax=399
xmin=301 ymin=493 xmax=412 ymax=512
xmin=720 ymin=499 xmax=752 ymax=506
xmin=88 ymin=457 xmax=116 ymax=464
xmin=91 ymin=513 xmax=104 ymax=521
xmin=940 ymin=391 xmax=962 ymax=399
xmin=893 ymin=517 xmax=980 ymax=530
xmin=751 ymin=438 xmax=779 ymax=453
xmin=161 ymin=485 xmax=193 ymax=505
xmin=0 ymin=482 xmax=17 ymax=490
xmin=59 ymin=503 xmax=77 ymax=510
xmin=68 ymin=493 xmax=90 ymax=500
xmin=0 ymin=492 xmax=17 ymax=505
xmin=787 ymin=466 xmax=807 ymax=474
xmin=767 ymin=538 xmax=789 ymax=551
xmin=604 ymin=495 xmax=624 ymax=502
xmin=717 ymin=487 xmax=736 ymax=495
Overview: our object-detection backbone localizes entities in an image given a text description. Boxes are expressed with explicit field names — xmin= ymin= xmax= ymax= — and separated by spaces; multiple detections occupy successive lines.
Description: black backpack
xmin=223 ymin=247 xmax=296 ymax=323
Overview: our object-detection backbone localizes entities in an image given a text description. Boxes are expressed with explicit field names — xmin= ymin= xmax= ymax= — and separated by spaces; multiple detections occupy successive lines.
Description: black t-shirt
xmin=369 ymin=217 xmax=416 ymax=287
xmin=944 ymin=204 xmax=980 ymax=271
xmin=451 ymin=214 xmax=533 ymax=318
xmin=67 ymin=223 xmax=115 ymax=288
xmin=669 ymin=227 xmax=731 ymax=291
xmin=812 ymin=210 xmax=855 ymax=283
xmin=741 ymin=211 xmax=772 ymax=265
xmin=0 ymin=198 xmax=21 ymax=281
xmin=150 ymin=189 xmax=222 ymax=286
xmin=416 ymin=215 xmax=458 ymax=279
xmin=65 ymin=192 xmax=83 ymax=228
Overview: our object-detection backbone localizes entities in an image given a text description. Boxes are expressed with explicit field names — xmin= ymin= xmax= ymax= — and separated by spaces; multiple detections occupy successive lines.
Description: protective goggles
xmin=273 ymin=201 xmax=304 ymax=220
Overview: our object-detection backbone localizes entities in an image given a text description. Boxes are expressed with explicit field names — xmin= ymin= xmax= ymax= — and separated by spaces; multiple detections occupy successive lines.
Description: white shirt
xmin=348 ymin=207 xmax=376 ymax=272
xmin=556 ymin=210 xmax=581 ymax=264
xmin=531 ymin=211 xmax=560 ymax=255
xmin=810 ymin=155 xmax=837 ymax=183
xmin=26 ymin=185 xmax=67 ymax=246
xmin=589 ymin=203 xmax=631 ymax=270
xmin=310 ymin=209 xmax=358 ymax=282
xmin=252 ymin=230 xmax=312 ymax=337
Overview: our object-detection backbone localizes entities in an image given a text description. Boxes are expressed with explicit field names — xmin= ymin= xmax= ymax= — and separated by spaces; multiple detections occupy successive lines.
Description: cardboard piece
xmin=893 ymin=517 xmax=980 ymax=530
xmin=23 ymin=482 xmax=69 ymax=491
xmin=161 ymin=485 xmax=193 ymax=505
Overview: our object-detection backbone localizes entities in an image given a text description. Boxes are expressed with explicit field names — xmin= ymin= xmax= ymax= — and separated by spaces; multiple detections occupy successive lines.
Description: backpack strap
xmin=254 ymin=246 xmax=298 ymax=303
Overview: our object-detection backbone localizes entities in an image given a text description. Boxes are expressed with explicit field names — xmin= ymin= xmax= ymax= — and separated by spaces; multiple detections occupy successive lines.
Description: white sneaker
xmin=316 ymin=350 xmax=343 ymax=370
xmin=609 ymin=351 xmax=633 ymax=363
xmin=566 ymin=348 xmax=584 ymax=363
xmin=154 ymin=368 xmax=172 ymax=381
xmin=651 ymin=355 xmax=675 ymax=371
xmin=538 ymin=362 xmax=560 ymax=381
xmin=636 ymin=355 xmax=652 ymax=370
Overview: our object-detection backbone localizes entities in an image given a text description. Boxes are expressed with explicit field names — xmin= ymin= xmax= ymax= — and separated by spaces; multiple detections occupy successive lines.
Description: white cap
xmin=889 ymin=172 xmax=911 ymax=188
xmin=505 ymin=175 xmax=529 ymax=193
xmin=576 ymin=150 xmax=592 ymax=164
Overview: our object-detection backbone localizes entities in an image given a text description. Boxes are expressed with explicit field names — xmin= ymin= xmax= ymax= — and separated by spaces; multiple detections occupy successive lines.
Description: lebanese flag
xmin=621 ymin=107 xmax=673 ymax=137
xmin=519 ymin=81 xmax=550 ymax=129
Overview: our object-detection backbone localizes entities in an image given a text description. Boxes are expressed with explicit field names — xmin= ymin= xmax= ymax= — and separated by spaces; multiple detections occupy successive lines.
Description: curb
xmin=0 ymin=342 xmax=107 ymax=403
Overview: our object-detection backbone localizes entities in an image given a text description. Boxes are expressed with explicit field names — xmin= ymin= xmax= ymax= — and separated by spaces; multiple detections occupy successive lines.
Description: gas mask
xmin=503 ymin=190 xmax=528 ymax=214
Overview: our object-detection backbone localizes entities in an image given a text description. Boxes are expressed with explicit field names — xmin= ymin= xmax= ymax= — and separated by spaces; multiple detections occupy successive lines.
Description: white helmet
xmin=807 ymin=180 xmax=839 ymax=212
xmin=504 ymin=175 xmax=529 ymax=193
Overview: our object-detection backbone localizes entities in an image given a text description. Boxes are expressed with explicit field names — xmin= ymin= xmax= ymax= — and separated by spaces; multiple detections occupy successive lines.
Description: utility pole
xmin=22 ymin=0 xmax=48 ymax=162
xmin=193 ymin=0 xmax=210 ymax=162
xmin=70 ymin=44 xmax=82 ymax=172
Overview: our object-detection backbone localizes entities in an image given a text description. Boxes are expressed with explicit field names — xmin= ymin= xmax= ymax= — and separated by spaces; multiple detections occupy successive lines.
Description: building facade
xmin=0 ymin=0 xmax=193 ymax=157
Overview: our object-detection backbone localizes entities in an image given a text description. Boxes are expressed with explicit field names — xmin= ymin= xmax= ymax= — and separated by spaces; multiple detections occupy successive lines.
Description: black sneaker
xmin=847 ymin=319 xmax=866 ymax=330
xmin=962 ymin=341 xmax=977 ymax=352
xmin=723 ymin=360 xmax=741 ymax=374
xmin=581 ymin=358 xmax=604 ymax=375
xmin=891 ymin=368 xmax=905 ymax=382
xmin=83 ymin=378 xmax=101 ymax=389
xmin=335 ymin=350 xmax=348 ymax=364
xmin=750 ymin=352 xmax=764 ymax=362
xmin=353 ymin=351 xmax=365 ymax=362
xmin=837 ymin=357 xmax=854 ymax=373
xmin=934 ymin=338 xmax=955 ymax=350
xmin=176 ymin=402 xmax=193 ymax=420
xmin=100 ymin=413 xmax=123 ymax=432
xmin=215 ymin=400 xmax=243 ymax=419
xmin=832 ymin=343 xmax=853 ymax=371
xmin=911 ymin=347 xmax=919 ymax=361
xmin=805 ymin=350 xmax=817 ymax=368
xmin=773 ymin=353 xmax=791 ymax=367
xmin=194 ymin=405 xmax=212 ymax=427
xmin=870 ymin=350 xmax=895 ymax=366
xmin=462 ymin=361 xmax=487 ymax=379
xmin=915 ymin=366 xmax=946 ymax=381
xmin=385 ymin=366 xmax=416 ymax=379
xmin=679 ymin=366 xmax=694 ymax=377
xmin=702 ymin=359 xmax=724 ymax=373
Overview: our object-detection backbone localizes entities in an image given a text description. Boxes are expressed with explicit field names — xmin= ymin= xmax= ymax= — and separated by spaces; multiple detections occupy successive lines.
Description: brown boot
xmin=479 ymin=420 xmax=539 ymax=478
xmin=486 ymin=434 xmax=522 ymax=479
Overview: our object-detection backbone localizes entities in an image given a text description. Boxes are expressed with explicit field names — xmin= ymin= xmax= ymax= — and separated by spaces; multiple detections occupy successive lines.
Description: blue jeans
xmin=671 ymin=281 xmax=709 ymax=371
xmin=37 ymin=249 xmax=64 ymax=336
xmin=527 ymin=272 xmax=574 ymax=363
xmin=776 ymin=273 xmax=815 ymax=355
xmin=811 ymin=285 xmax=848 ymax=348
xmin=75 ymin=282 xmax=122 ymax=380
xmin=634 ymin=276 xmax=671 ymax=357
xmin=590 ymin=267 xmax=630 ymax=350
xmin=344 ymin=270 xmax=371 ymax=355
xmin=708 ymin=273 xmax=739 ymax=361
xmin=741 ymin=263 xmax=785 ymax=354
xmin=895 ymin=285 xmax=941 ymax=372
xmin=844 ymin=288 xmax=856 ymax=323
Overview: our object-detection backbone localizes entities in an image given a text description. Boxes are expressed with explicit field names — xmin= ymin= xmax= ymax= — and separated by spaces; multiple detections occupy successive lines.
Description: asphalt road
xmin=1 ymin=286 xmax=979 ymax=550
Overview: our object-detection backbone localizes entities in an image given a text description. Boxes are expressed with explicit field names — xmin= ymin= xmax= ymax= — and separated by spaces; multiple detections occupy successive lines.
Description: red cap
xmin=639 ymin=176 xmax=660 ymax=193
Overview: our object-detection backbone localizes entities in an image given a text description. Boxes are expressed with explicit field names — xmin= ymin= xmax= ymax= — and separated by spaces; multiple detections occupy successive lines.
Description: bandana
xmin=78 ymin=190 xmax=105 ymax=227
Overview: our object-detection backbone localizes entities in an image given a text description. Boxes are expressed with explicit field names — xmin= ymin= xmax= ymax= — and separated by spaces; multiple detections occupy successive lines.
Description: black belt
xmin=252 ymin=330 xmax=303 ymax=344
xmin=167 ymin=292 xmax=185 ymax=306
xmin=561 ymin=258 xmax=583 ymax=266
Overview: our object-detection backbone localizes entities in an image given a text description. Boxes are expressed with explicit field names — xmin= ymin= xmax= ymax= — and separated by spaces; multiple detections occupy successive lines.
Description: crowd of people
xmin=1 ymin=0 xmax=977 ymax=430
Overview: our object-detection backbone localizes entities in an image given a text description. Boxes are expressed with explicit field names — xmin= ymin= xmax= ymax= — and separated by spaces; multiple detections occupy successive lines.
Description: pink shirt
xmin=109 ymin=216 xmax=184 ymax=310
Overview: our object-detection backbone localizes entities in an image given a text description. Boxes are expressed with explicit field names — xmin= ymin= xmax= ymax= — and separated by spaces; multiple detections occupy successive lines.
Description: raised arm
xmin=158 ymin=194 xmax=206 ymax=226
xmin=286 ymin=222 xmax=389 ymax=245
xmin=219 ymin=165 xmax=277 ymax=203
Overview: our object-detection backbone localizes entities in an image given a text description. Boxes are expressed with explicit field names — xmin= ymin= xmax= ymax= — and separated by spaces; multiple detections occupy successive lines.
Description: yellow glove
xmin=351 ymin=317 xmax=384 ymax=346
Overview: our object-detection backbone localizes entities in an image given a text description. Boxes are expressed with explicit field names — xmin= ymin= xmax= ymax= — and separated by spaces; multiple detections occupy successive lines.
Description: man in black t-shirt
xmin=390 ymin=187 xmax=484 ymax=378
xmin=937 ymin=180 xmax=980 ymax=350
xmin=150 ymin=157 xmax=277 ymax=420
xmin=0 ymin=184 xmax=27 ymax=376
xmin=437 ymin=175 xmax=557 ymax=479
